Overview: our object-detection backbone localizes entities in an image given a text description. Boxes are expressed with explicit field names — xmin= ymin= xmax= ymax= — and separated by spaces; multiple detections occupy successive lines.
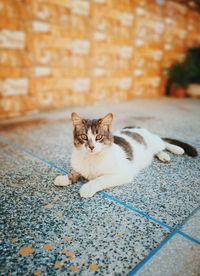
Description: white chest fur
xmin=71 ymin=146 xmax=118 ymax=180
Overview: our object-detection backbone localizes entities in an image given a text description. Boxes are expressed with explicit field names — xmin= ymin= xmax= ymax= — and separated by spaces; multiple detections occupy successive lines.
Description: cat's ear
xmin=99 ymin=113 xmax=113 ymax=128
xmin=71 ymin=112 xmax=84 ymax=127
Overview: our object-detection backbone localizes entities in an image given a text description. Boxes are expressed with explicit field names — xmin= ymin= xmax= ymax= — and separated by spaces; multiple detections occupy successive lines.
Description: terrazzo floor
xmin=0 ymin=98 xmax=200 ymax=275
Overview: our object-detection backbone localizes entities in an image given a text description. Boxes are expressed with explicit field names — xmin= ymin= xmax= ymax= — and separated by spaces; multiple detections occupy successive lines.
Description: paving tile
xmin=134 ymin=231 xmax=200 ymax=276
xmin=0 ymin=117 xmax=73 ymax=170
xmin=0 ymin=147 xmax=171 ymax=276
xmin=180 ymin=209 xmax=200 ymax=241
xmin=107 ymin=153 xmax=200 ymax=229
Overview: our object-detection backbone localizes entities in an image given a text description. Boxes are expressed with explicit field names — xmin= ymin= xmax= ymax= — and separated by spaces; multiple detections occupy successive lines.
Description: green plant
xmin=166 ymin=47 xmax=200 ymax=95
xmin=186 ymin=0 xmax=200 ymax=13
xmin=185 ymin=47 xmax=200 ymax=84
xmin=168 ymin=63 xmax=187 ymax=88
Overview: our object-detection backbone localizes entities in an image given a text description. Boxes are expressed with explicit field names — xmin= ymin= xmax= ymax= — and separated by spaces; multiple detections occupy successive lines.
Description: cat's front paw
xmin=79 ymin=183 xmax=97 ymax=198
xmin=54 ymin=175 xmax=71 ymax=186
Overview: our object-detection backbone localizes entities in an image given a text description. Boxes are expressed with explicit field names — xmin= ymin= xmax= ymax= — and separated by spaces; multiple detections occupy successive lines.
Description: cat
xmin=54 ymin=112 xmax=198 ymax=198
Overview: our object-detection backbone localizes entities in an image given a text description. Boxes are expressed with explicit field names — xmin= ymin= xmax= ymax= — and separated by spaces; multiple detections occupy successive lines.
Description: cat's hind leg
xmin=165 ymin=143 xmax=184 ymax=155
xmin=156 ymin=151 xmax=171 ymax=162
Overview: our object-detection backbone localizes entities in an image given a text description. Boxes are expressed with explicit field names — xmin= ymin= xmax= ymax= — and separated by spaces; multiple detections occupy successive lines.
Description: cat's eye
xmin=80 ymin=134 xmax=88 ymax=140
xmin=96 ymin=134 xmax=103 ymax=141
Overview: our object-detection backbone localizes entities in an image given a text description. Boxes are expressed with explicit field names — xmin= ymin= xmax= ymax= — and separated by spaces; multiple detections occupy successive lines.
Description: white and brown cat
xmin=54 ymin=112 xmax=198 ymax=198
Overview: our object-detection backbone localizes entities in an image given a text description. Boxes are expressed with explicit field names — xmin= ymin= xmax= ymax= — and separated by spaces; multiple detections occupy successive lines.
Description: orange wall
xmin=0 ymin=0 xmax=200 ymax=119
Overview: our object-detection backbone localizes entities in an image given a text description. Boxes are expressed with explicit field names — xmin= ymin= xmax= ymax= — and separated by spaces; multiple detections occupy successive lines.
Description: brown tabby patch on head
xmin=73 ymin=125 xmax=85 ymax=147
xmin=121 ymin=130 xmax=147 ymax=146
xmin=114 ymin=136 xmax=133 ymax=160
xmin=73 ymin=118 xmax=113 ymax=147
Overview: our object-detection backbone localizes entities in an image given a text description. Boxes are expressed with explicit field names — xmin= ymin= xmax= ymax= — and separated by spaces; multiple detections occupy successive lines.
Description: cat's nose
xmin=89 ymin=146 xmax=95 ymax=151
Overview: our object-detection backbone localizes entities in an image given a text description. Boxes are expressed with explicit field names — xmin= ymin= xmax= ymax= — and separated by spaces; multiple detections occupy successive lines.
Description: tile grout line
xmin=99 ymin=191 xmax=173 ymax=231
xmin=128 ymin=229 xmax=178 ymax=276
xmin=0 ymin=136 xmax=67 ymax=174
xmin=100 ymin=192 xmax=200 ymax=244
xmin=128 ymin=205 xmax=200 ymax=275
xmin=1 ymin=136 xmax=199 ymax=246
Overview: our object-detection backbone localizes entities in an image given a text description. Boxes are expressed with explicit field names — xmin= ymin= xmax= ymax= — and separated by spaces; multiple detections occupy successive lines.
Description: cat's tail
xmin=162 ymin=138 xmax=198 ymax=157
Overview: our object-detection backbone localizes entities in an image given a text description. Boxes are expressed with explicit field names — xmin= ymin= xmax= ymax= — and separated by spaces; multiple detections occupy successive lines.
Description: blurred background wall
xmin=0 ymin=0 xmax=200 ymax=119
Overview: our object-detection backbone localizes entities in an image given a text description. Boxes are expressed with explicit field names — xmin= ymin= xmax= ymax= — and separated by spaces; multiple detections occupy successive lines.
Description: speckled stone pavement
xmin=0 ymin=98 xmax=200 ymax=276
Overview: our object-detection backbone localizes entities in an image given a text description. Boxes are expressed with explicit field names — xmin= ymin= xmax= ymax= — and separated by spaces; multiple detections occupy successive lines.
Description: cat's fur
xmin=54 ymin=113 xmax=198 ymax=198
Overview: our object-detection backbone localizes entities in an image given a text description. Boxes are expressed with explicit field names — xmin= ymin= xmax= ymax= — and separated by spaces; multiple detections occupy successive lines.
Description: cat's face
xmin=71 ymin=112 xmax=113 ymax=154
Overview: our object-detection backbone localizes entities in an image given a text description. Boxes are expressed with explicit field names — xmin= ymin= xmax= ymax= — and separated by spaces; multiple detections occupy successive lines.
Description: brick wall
xmin=0 ymin=0 xmax=200 ymax=119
